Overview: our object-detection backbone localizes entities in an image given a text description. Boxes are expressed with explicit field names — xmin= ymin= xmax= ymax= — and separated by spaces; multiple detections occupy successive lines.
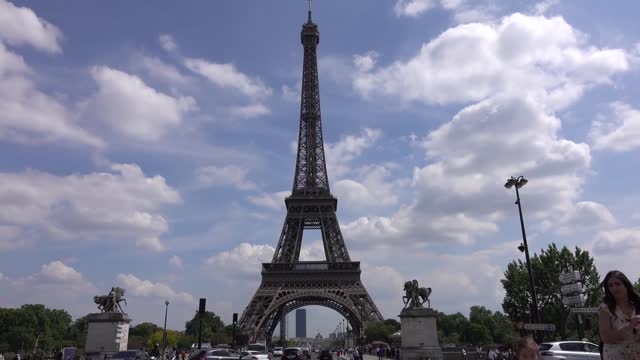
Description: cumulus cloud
xmin=196 ymin=165 xmax=256 ymax=191
xmin=205 ymin=243 xmax=274 ymax=281
xmin=116 ymin=274 xmax=194 ymax=304
xmin=325 ymin=128 xmax=382 ymax=178
xmin=248 ymin=191 xmax=289 ymax=211
xmin=0 ymin=0 xmax=63 ymax=53
xmin=0 ymin=43 xmax=103 ymax=147
xmin=137 ymin=55 xmax=190 ymax=85
xmin=590 ymin=102 xmax=640 ymax=152
xmin=84 ymin=66 xmax=197 ymax=141
xmin=0 ymin=163 xmax=180 ymax=251
xmin=394 ymin=0 xmax=437 ymax=17
xmin=0 ymin=260 xmax=96 ymax=315
xmin=184 ymin=58 xmax=272 ymax=99
xmin=592 ymin=228 xmax=640 ymax=255
xmin=353 ymin=13 xmax=628 ymax=110
xmin=344 ymin=96 xmax=592 ymax=247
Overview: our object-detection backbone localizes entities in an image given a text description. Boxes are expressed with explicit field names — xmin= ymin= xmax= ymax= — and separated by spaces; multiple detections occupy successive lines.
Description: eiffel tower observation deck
xmin=238 ymin=4 xmax=383 ymax=344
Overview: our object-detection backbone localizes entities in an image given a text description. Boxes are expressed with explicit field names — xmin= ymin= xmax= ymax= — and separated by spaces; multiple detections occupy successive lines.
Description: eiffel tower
xmin=238 ymin=5 xmax=383 ymax=344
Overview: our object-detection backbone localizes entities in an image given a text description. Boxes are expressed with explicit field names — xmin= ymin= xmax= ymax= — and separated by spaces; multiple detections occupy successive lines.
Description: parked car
xmin=204 ymin=349 xmax=243 ymax=360
xmin=188 ymin=350 xmax=208 ymax=360
xmin=241 ymin=351 xmax=270 ymax=360
xmin=539 ymin=341 xmax=600 ymax=360
xmin=112 ymin=351 xmax=149 ymax=360
xmin=299 ymin=348 xmax=311 ymax=360
xmin=272 ymin=348 xmax=283 ymax=357
xmin=283 ymin=348 xmax=303 ymax=360
xmin=318 ymin=350 xmax=333 ymax=360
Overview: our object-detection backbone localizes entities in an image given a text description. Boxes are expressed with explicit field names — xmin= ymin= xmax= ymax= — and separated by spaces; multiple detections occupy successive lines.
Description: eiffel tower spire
xmin=293 ymin=1 xmax=329 ymax=196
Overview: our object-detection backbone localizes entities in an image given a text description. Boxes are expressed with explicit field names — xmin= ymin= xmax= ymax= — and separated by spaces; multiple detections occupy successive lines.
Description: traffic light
xmin=233 ymin=313 xmax=238 ymax=326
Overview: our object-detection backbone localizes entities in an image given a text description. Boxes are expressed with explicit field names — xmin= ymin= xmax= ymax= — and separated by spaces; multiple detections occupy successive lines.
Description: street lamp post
xmin=162 ymin=300 xmax=170 ymax=360
xmin=342 ymin=319 xmax=345 ymax=348
xmin=505 ymin=176 xmax=540 ymax=327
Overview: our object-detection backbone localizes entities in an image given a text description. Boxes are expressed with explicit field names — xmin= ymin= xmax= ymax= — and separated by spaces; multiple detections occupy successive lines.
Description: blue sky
xmin=1 ymin=0 xmax=640 ymax=337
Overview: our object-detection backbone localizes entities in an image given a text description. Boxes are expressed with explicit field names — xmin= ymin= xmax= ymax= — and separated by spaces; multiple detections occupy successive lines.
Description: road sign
xmin=570 ymin=307 xmax=599 ymax=314
xmin=562 ymin=294 xmax=585 ymax=306
xmin=561 ymin=283 xmax=583 ymax=294
xmin=523 ymin=323 xmax=556 ymax=331
xmin=559 ymin=271 xmax=581 ymax=283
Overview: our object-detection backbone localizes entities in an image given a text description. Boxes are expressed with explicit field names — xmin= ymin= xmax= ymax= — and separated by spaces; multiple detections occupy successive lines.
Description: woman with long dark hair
xmin=598 ymin=270 xmax=640 ymax=359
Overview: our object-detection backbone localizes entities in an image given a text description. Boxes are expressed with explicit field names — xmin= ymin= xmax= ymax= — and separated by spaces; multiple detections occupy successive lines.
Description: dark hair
xmin=601 ymin=270 xmax=640 ymax=317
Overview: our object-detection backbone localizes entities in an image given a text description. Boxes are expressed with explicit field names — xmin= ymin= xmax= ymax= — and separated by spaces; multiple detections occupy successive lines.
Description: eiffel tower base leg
xmin=239 ymin=263 xmax=382 ymax=344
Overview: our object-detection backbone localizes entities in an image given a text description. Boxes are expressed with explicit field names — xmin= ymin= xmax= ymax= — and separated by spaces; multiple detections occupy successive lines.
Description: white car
xmin=241 ymin=351 xmax=270 ymax=360
xmin=539 ymin=341 xmax=600 ymax=360
xmin=272 ymin=348 xmax=283 ymax=357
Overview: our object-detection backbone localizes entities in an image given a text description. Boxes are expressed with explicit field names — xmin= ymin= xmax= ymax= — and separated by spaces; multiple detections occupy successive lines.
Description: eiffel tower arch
xmin=238 ymin=8 xmax=383 ymax=344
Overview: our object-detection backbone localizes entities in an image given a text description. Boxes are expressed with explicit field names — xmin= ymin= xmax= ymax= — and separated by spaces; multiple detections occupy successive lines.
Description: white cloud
xmin=0 ymin=163 xmax=180 ymax=252
xmin=0 ymin=260 xmax=96 ymax=315
xmin=85 ymin=66 xmax=197 ymax=141
xmin=40 ymin=260 xmax=84 ymax=283
xmin=333 ymin=164 xmax=403 ymax=210
xmin=344 ymin=96 xmax=592 ymax=248
xmin=0 ymin=43 xmax=104 ymax=147
xmin=158 ymin=34 xmax=177 ymax=52
xmin=184 ymin=58 xmax=272 ymax=99
xmin=228 ymin=103 xmax=271 ymax=119
xmin=116 ymin=273 xmax=194 ymax=304
xmin=205 ymin=243 xmax=274 ymax=281
xmin=590 ymin=102 xmax=640 ymax=152
xmin=248 ymin=191 xmax=289 ymax=211
xmin=325 ymin=128 xmax=382 ymax=178
xmin=0 ymin=0 xmax=63 ymax=53
xmin=592 ymin=228 xmax=640 ymax=255
xmin=555 ymin=201 xmax=616 ymax=234
xmin=138 ymin=55 xmax=189 ymax=85
xmin=394 ymin=0 xmax=437 ymax=17
xmin=196 ymin=165 xmax=256 ymax=191
xmin=169 ymin=255 xmax=183 ymax=269
xmin=353 ymin=13 xmax=628 ymax=109
xmin=533 ymin=0 xmax=560 ymax=15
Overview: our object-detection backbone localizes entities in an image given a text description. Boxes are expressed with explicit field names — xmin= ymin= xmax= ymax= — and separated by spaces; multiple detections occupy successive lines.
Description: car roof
xmin=541 ymin=341 xmax=598 ymax=346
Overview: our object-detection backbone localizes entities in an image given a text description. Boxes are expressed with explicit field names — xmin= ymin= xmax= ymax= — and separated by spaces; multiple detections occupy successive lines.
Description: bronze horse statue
xmin=402 ymin=280 xmax=431 ymax=309
xmin=94 ymin=287 xmax=127 ymax=313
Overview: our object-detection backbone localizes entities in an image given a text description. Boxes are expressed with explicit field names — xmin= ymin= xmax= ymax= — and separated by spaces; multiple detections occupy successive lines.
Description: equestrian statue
xmin=94 ymin=287 xmax=127 ymax=313
xmin=402 ymin=279 xmax=432 ymax=309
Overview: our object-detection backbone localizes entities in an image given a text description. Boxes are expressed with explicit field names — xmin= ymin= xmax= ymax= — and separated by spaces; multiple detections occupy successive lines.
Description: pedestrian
xmin=461 ymin=348 xmax=466 ymax=360
xmin=514 ymin=336 xmax=538 ymax=360
xmin=598 ymin=270 xmax=640 ymax=360
xmin=377 ymin=346 xmax=383 ymax=360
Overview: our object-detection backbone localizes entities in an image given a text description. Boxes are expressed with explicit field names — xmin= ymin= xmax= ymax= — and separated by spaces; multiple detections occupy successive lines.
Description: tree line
xmin=3 ymin=243 xmax=640 ymax=355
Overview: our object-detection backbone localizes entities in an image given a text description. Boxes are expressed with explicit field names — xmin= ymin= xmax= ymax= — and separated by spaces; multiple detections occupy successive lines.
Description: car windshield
xmin=538 ymin=344 xmax=552 ymax=351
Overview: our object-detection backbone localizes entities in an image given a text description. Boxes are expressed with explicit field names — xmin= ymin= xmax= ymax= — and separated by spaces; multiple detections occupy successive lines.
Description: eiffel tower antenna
xmin=239 ymin=5 xmax=383 ymax=346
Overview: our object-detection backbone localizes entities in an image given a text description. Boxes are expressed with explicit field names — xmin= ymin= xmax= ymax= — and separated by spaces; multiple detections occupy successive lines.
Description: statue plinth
xmin=84 ymin=312 xmax=131 ymax=360
xmin=399 ymin=308 xmax=442 ymax=360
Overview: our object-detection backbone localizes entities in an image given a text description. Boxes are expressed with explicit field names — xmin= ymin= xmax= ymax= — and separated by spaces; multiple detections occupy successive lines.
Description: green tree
xmin=184 ymin=311 xmax=229 ymax=345
xmin=66 ymin=315 xmax=89 ymax=348
xmin=147 ymin=330 xmax=182 ymax=348
xmin=364 ymin=320 xmax=397 ymax=343
xmin=0 ymin=305 xmax=72 ymax=353
xmin=501 ymin=243 xmax=600 ymax=340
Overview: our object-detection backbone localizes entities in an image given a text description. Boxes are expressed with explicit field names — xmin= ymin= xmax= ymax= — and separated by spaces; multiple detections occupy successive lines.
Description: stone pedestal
xmin=84 ymin=312 xmax=131 ymax=360
xmin=399 ymin=308 xmax=442 ymax=360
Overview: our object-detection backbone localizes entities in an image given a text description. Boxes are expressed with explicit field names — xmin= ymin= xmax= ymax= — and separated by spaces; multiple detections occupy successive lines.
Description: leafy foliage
xmin=0 ymin=305 xmax=72 ymax=353
xmin=501 ymin=243 xmax=601 ymax=340
xmin=184 ymin=311 xmax=230 ymax=345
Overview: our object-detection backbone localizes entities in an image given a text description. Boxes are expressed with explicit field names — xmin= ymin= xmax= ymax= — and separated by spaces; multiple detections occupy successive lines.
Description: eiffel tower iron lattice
xmin=238 ymin=8 xmax=383 ymax=344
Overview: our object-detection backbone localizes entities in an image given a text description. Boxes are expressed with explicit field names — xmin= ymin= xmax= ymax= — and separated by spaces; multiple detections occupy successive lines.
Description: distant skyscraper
xmin=280 ymin=313 xmax=287 ymax=342
xmin=296 ymin=309 xmax=307 ymax=338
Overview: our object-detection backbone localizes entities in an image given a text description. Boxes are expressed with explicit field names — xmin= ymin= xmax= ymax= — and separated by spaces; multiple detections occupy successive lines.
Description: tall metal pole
xmin=162 ymin=301 xmax=169 ymax=360
xmin=514 ymin=184 xmax=540 ymax=325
